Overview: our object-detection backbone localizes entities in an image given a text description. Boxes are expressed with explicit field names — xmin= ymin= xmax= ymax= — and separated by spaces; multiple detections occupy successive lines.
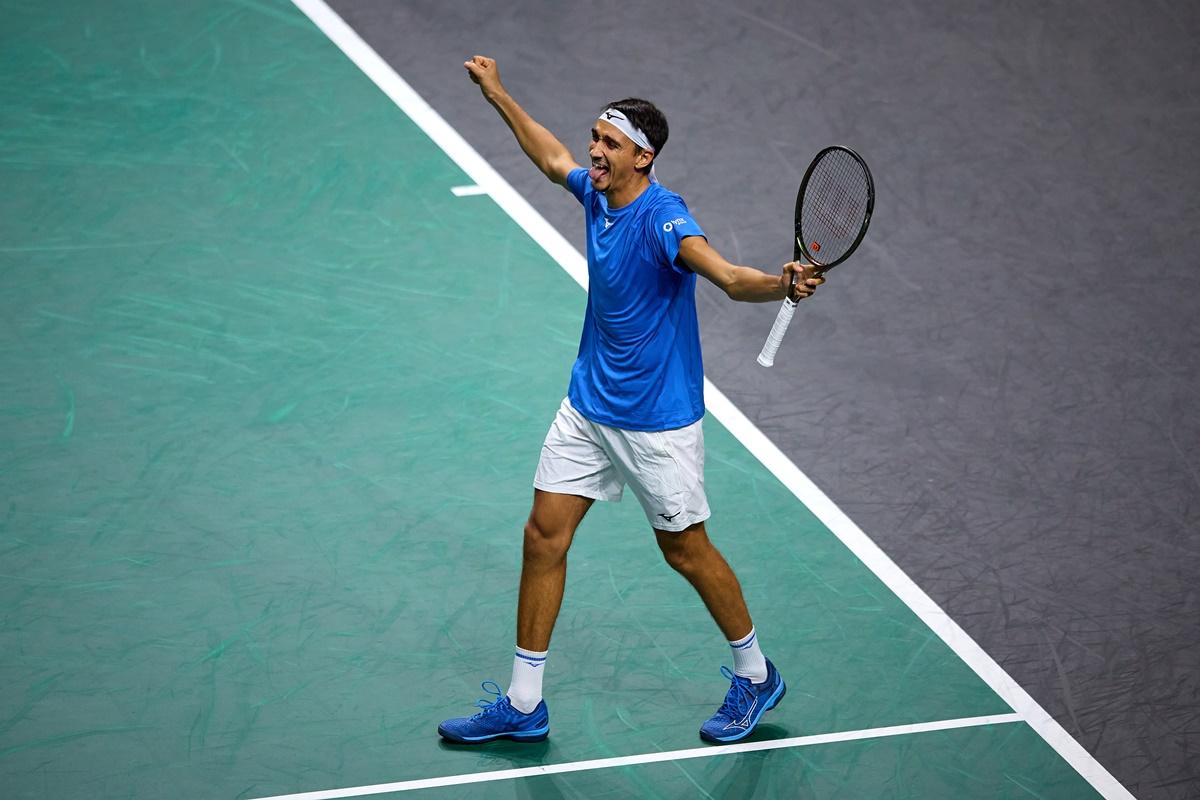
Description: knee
xmin=523 ymin=518 xmax=571 ymax=563
xmin=659 ymin=538 xmax=699 ymax=575
xmin=657 ymin=523 xmax=710 ymax=575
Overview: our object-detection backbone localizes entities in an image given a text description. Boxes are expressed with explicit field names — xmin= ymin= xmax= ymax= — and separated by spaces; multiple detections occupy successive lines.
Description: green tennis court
xmin=0 ymin=1 xmax=1122 ymax=797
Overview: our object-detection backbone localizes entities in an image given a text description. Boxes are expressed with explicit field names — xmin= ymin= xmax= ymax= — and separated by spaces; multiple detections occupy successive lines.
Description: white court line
xmin=249 ymin=713 xmax=1023 ymax=800
xmin=289 ymin=2 xmax=1137 ymax=799
xmin=450 ymin=184 xmax=487 ymax=196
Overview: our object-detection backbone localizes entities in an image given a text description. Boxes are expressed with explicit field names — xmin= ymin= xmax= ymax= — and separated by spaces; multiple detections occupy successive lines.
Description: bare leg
xmin=516 ymin=489 xmax=593 ymax=651
xmin=655 ymin=522 xmax=754 ymax=641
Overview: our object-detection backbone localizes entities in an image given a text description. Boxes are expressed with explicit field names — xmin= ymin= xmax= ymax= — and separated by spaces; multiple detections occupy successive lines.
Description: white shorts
xmin=533 ymin=398 xmax=710 ymax=532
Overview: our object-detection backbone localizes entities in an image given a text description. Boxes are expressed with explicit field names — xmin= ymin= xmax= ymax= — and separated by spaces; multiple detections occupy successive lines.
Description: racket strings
xmin=800 ymin=149 xmax=871 ymax=266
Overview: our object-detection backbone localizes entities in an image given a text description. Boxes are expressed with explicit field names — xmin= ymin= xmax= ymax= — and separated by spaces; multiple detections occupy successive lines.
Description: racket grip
xmin=756 ymin=297 xmax=798 ymax=367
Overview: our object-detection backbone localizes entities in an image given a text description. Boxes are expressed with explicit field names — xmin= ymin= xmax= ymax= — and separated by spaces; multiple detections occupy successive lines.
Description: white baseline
xmin=289 ymin=2 xmax=1135 ymax=799
xmin=250 ymin=714 xmax=1022 ymax=800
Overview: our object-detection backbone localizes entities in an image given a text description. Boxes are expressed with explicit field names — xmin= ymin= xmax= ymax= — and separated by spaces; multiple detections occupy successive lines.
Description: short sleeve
xmin=652 ymin=204 xmax=706 ymax=274
xmin=565 ymin=168 xmax=590 ymax=205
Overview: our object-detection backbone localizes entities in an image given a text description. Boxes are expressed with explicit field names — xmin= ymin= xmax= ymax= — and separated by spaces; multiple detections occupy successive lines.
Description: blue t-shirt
xmin=565 ymin=167 xmax=707 ymax=431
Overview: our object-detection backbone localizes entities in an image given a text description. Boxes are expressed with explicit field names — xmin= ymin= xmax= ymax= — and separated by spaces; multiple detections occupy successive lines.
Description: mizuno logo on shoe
xmin=724 ymin=697 xmax=758 ymax=730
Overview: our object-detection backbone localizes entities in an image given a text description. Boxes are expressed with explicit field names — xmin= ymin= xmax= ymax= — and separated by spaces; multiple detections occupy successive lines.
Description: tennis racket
xmin=756 ymin=146 xmax=874 ymax=367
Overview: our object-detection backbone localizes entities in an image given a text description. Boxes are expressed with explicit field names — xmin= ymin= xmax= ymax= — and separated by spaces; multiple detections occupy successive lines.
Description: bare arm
xmin=464 ymin=56 xmax=578 ymax=186
xmin=678 ymin=236 xmax=823 ymax=302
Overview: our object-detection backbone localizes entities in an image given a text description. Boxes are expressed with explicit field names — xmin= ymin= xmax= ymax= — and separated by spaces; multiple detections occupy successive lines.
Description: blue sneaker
xmin=699 ymin=659 xmax=786 ymax=743
xmin=438 ymin=681 xmax=550 ymax=743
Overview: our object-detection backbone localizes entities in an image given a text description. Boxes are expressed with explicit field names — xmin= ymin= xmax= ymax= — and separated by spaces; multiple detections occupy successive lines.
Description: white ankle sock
xmin=729 ymin=627 xmax=768 ymax=683
xmin=507 ymin=646 xmax=547 ymax=713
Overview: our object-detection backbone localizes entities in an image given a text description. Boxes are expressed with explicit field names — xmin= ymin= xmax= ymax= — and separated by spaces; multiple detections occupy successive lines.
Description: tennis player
xmin=439 ymin=56 xmax=822 ymax=745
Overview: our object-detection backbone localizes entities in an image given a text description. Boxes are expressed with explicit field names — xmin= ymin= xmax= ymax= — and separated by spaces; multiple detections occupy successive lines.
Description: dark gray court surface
xmin=328 ymin=2 xmax=1198 ymax=797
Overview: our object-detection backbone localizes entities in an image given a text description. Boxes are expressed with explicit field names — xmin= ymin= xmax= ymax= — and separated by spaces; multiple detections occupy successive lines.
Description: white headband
xmin=599 ymin=108 xmax=653 ymax=151
xmin=598 ymin=107 xmax=658 ymax=182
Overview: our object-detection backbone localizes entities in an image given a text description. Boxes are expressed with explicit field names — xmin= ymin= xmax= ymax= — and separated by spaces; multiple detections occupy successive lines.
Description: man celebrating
xmin=438 ymin=56 xmax=822 ymax=745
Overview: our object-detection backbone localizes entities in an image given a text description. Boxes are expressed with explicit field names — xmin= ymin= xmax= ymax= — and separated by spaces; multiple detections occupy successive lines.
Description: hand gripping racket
xmin=756 ymin=146 xmax=875 ymax=367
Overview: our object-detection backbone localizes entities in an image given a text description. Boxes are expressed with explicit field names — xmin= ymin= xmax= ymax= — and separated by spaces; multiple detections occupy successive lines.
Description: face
xmin=588 ymin=119 xmax=652 ymax=192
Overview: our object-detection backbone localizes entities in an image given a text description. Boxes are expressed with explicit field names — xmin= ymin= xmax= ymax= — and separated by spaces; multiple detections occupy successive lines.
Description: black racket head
xmin=793 ymin=146 xmax=874 ymax=271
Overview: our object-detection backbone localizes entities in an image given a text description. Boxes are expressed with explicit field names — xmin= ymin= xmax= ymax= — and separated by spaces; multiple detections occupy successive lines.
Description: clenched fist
xmin=464 ymin=55 xmax=504 ymax=98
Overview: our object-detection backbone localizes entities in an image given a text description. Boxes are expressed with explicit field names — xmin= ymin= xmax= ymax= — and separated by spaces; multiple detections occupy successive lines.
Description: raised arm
xmin=464 ymin=56 xmax=579 ymax=186
xmin=678 ymin=236 xmax=823 ymax=303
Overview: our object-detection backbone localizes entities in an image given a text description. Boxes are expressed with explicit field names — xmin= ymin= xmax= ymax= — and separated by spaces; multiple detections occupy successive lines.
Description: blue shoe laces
xmin=716 ymin=666 xmax=755 ymax=719
xmin=469 ymin=680 xmax=508 ymax=720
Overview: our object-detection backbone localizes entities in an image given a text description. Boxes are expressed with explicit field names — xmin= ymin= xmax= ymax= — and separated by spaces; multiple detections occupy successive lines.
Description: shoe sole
xmin=698 ymin=679 xmax=787 ymax=744
xmin=437 ymin=724 xmax=550 ymax=744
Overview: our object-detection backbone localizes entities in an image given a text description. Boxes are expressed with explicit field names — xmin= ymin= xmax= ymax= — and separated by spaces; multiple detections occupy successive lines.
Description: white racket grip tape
xmin=756 ymin=297 xmax=798 ymax=367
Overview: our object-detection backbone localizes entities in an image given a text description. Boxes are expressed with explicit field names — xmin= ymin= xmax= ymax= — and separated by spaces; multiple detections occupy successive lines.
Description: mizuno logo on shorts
xmin=658 ymin=511 xmax=681 ymax=522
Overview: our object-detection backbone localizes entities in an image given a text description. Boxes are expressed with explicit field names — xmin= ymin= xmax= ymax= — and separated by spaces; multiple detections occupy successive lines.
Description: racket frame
xmin=793 ymin=145 xmax=875 ymax=273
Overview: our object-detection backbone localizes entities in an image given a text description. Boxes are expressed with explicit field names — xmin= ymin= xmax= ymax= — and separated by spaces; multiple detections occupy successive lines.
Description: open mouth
xmin=588 ymin=161 xmax=609 ymax=182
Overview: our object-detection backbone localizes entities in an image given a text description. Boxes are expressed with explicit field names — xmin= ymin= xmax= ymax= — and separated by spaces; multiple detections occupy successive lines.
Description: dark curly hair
xmin=602 ymin=97 xmax=669 ymax=174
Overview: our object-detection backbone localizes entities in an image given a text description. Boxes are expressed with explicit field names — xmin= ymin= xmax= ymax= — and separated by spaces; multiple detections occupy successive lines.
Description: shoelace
xmin=469 ymin=680 xmax=508 ymax=720
xmin=716 ymin=666 xmax=755 ymax=719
